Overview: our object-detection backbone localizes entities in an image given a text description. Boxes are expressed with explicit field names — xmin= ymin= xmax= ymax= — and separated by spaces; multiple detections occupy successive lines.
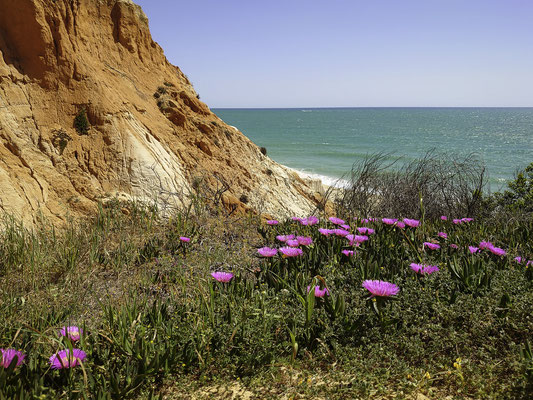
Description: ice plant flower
xmin=479 ymin=241 xmax=494 ymax=250
xmin=461 ymin=217 xmax=473 ymax=223
xmin=403 ymin=218 xmax=420 ymax=228
xmin=469 ymin=246 xmax=479 ymax=254
xmin=438 ymin=232 xmax=448 ymax=239
xmin=410 ymin=263 xmax=440 ymax=275
xmin=382 ymin=218 xmax=397 ymax=225
xmin=179 ymin=237 xmax=190 ymax=243
xmin=441 ymin=215 xmax=448 ymax=221
xmin=333 ymin=229 xmax=350 ymax=237
xmin=318 ymin=228 xmax=333 ymax=236
xmin=266 ymin=220 xmax=279 ymax=225
xmin=286 ymin=239 xmax=300 ymax=247
xmin=396 ymin=221 xmax=405 ymax=228
xmin=276 ymin=234 xmax=295 ymax=242
xmin=423 ymin=242 xmax=441 ymax=250
xmin=297 ymin=236 xmax=313 ymax=246
xmin=291 ymin=217 xmax=302 ymax=222
xmin=59 ymin=326 xmax=83 ymax=341
xmin=211 ymin=272 xmax=234 ymax=282
xmin=488 ymin=246 xmax=506 ymax=256
xmin=257 ymin=247 xmax=277 ymax=257
xmin=362 ymin=280 xmax=399 ymax=298
xmin=357 ymin=227 xmax=375 ymax=235
xmin=1 ymin=349 xmax=25 ymax=368
xmin=342 ymin=250 xmax=354 ymax=257
xmin=305 ymin=216 xmax=319 ymax=225
xmin=49 ymin=349 xmax=87 ymax=369
xmin=347 ymin=234 xmax=369 ymax=245
xmin=449 ymin=244 xmax=459 ymax=249
xmin=340 ymin=224 xmax=351 ymax=230
xmin=515 ymin=256 xmax=523 ymax=263
xmin=329 ymin=217 xmax=345 ymax=225
xmin=307 ymin=285 xmax=330 ymax=298
xmin=452 ymin=219 xmax=462 ymax=224
xmin=279 ymin=247 xmax=303 ymax=257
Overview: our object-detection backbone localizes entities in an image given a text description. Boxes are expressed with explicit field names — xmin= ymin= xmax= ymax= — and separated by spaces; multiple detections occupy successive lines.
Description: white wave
xmin=291 ymin=168 xmax=350 ymax=189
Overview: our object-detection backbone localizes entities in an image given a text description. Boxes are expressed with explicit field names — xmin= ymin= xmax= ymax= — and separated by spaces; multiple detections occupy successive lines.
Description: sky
xmin=135 ymin=0 xmax=533 ymax=108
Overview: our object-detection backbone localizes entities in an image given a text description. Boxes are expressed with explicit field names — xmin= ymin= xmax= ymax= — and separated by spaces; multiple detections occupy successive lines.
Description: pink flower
xmin=469 ymin=246 xmax=479 ymax=254
xmin=453 ymin=219 xmax=462 ymax=224
xmin=291 ymin=217 xmax=303 ymax=222
xmin=1 ymin=349 xmax=25 ymax=368
xmin=396 ymin=221 xmax=405 ymax=229
xmin=297 ymin=236 xmax=313 ymax=246
xmin=49 ymin=349 xmax=87 ymax=369
xmin=382 ymin=218 xmax=397 ymax=225
xmin=266 ymin=220 xmax=279 ymax=225
xmin=410 ymin=263 xmax=440 ymax=275
xmin=403 ymin=218 xmax=420 ymax=228
xmin=488 ymin=246 xmax=506 ymax=256
xmin=514 ymin=256 xmax=523 ymax=263
xmin=333 ymin=229 xmax=350 ymax=237
xmin=257 ymin=247 xmax=278 ymax=257
xmin=211 ymin=272 xmax=234 ymax=282
xmin=346 ymin=234 xmax=368 ymax=245
xmin=279 ymin=247 xmax=303 ymax=257
xmin=59 ymin=326 xmax=83 ymax=341
xmin=179 ymin=237 xmax=190 ymax=243
xmin=438 ymin=232 xmax=448 ymax=239
xmin=276 ymin=234 xmax=295 ymax=242
xmin=329 ymin=217 xmax=345 ymax=225
xmin=318 ymin=228 xmax=333 ymax=236
xmin=479 ymin=241 xmax=493 ymax=250
xmin=340 ymin=224 xmax=351 ymax=230
xmin=362 ymin=280 xmax=399 ymax=298
xmin=307 ymin=285 xmax=330 ymax=298
xmin=441 ymin=215 xmax=448 ymax=221
xmin=449 ymin=244 xmax=459 ymax=249
xmin=286 ymin=239 xmax=300 ymax=247
xmin=423 ymin=242 xmax=440 ymax=250
xmin=357 ymin=227 xmax=375 ymax=235
xmin=342 ymin=249 xmax=355 ymax=257
xmin=300 ymin=216 xmax=319 ymax=226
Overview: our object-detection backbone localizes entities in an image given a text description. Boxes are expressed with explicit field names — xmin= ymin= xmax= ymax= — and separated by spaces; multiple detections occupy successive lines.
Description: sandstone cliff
xmin=0 ymin=0 xmax=324 ymax=225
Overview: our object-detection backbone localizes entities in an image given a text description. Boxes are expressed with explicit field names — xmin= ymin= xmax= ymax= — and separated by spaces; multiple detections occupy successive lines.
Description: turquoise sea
xmin=213 ymin=108 xmax=533 ymax=190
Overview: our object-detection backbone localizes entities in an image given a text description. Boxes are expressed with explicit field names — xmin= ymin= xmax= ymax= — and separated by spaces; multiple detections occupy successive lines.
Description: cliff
xmin=0 ymin=0 xmax=325 ymax=225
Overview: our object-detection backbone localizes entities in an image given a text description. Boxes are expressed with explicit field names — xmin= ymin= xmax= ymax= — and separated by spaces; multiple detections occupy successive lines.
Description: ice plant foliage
xmin=0 ymin=349 xmax=25 ymax=368
xmin=49 ymin=349 xmax=87 ymax=369
xmin=362 ymin=280 xmax=399 ymax=298
xmin=279 ymin=247 xmax=303 ymax=257
xmin=59 ymin=326 xmax=83 ymax=341
xmin=211 ymin=272 xmax=234 ymax=283
xmin=410 ymin=263 xmax=440 ymax=275
xmin=257 ymin=247 xmax=277 ymax=257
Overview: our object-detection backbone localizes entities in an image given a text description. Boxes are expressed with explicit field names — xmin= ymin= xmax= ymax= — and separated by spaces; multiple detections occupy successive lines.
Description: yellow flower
xmin=424 ymin=372 xmax=431 ymax=379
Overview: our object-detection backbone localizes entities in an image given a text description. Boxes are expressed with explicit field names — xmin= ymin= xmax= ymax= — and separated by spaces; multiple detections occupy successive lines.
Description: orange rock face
xmin=0 ymin=0 xmax=323 ymax=225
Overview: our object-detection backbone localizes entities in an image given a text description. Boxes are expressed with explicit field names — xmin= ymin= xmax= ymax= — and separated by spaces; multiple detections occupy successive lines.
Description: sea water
xmin=212 ymin=108 xmax=533 ymax=191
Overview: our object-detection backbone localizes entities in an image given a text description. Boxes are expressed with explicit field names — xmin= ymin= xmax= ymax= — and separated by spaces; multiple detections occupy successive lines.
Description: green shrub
xmin=494 ymin=162 xmax=533 ymax=213
xmin=74 ymin=108 xmax=90 ymax=135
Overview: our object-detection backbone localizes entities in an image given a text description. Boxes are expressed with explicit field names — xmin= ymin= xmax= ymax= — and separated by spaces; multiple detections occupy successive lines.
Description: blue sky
xmin=135 ymin=0 xmax=533 ymax=108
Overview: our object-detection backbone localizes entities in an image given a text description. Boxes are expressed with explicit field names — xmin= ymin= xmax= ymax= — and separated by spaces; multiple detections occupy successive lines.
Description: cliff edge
xmin=0 ymin=0 xmax=324 ymax=225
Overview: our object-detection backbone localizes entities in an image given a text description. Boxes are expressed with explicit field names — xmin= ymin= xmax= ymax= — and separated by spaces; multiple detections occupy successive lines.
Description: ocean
xmin=212 ymin=108 xmax=533 ymax=191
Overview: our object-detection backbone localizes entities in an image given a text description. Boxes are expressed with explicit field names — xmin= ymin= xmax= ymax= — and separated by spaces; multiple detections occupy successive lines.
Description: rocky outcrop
xmin=0 ymin=0 xmax=324 ymax=225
